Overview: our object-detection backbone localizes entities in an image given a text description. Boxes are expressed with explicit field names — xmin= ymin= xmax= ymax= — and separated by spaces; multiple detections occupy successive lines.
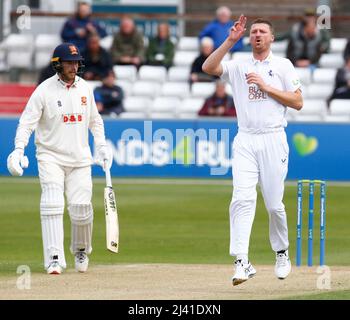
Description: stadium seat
xmin=34 ymin=34 xmax=61 ymax=69
xmin=330 ymin=38 xmax=347 ymax=54
xmin=131 ymin=81 xmax=161 ymax=98
xmin=271 ymin=40 xmax=288 ymax=53
xmin=86 ymin=80 xmax=101 ymax=91
xmin=293 ymin=114 xmax=323 ymax=122
xmin=0 ymin=41 xmax=7 ymax=71
xmin=299 ymin=99 xmax=328 ymax=116
xmin=113 ymin=65 xmax=137 ymax=82
xmin=167 ymin=66 xmax=190 ymax=82
xmin=124 ymin=96 xmax=152 ymax=112
xmin=319 ymin=53 xmax=344 ymax=69
xmin=295 ymin=68 xmax=312 ymax=86
xmin=177 ymin=37 xmax=200 ymax=51
xmin=138 ymin=65 xmax=167 ymax=82
xmin=119 ymin=112 xmax=148 ymax=119
xmin=4 ymin=34 xmax=34 ymax=69
xmin=116 ymin=80 xmax=132 ymax=96
xmin=191 ymin=82 xmax=216 ymax=98
xmin=231 ymin=52 xmax=252 ymax=60
xmin=177 ymin=112 xmax=198 ymax=119
xmin=323 ymin=114 xmax=349 ymax=122
xmin=173 ymin=51 xmax=198 ymax=67
xmin=177 ymin=97 xmax=205 ymax=114
xmin=150 ymin=97 xmax=181 ymax=113
xmin=99 ymin=35 xmax=114 ymax=50
xmin=306 ymin=83 xmax=333 ymax=99
xmin=329 ymin=99 xmax=350 ymax=115
xmin=312 ymin=68 xmax=337 ymax=84
xmin=0 ymin=83 xmax=36 ymax=114
xmin=149 ymin=112 xmax=175 ymax=119
xmin=161 ymin=82 xmax=190 ymax=98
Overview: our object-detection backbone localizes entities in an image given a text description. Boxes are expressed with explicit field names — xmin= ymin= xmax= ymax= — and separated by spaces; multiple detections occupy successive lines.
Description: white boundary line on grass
xmin=1 ymin=177 xmax=350 ymax=187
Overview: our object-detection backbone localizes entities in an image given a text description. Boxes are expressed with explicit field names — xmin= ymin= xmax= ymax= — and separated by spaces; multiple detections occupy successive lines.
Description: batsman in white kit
xmin=203 ymin=16 xmax=303 ymax=285
xmin=7 ymin=43 xmax=109 ymax=274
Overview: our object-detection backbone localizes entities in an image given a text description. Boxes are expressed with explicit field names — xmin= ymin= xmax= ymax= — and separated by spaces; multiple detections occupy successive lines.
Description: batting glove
xmin=94 ymin=144 xmax=111 ymax=171
xmin=7 ymin=148 xmax=29 ymax=176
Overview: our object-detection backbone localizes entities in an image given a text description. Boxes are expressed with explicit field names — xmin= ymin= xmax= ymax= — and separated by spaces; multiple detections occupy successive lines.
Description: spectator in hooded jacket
xmin=61 ymin=1 xmax=107 ymax=52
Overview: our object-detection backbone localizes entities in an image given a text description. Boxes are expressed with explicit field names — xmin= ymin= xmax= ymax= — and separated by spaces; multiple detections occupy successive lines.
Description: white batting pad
xmin=68 ymin=204 xmax=93 ymax=254
xmin=40 ymin=183 xmax=66 ymax=269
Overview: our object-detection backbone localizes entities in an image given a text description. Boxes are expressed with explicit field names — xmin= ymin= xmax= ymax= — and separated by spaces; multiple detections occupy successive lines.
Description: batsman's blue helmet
xmin=51 ymin=43 xmax=84 ymax=73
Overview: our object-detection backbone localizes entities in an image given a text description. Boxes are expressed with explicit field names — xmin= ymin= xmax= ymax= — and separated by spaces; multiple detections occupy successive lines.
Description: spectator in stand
xmin=286 ymin=9 xmax=330 ymax=68
xmin=199 ymin=6 xmax=244 ymax=53
xmin=198 ymin=80 xmax=236 ymax=117
xmin=344 ymin=39 xmax=350 ymax=60
xmin=333 ymin=55 xmax=350 ymax=91
xmin=110 ymin=17 xmax=145 ymax=68
xmin=38 ymin=62 xmax=56 ymax=85
xmin=61 ymin=1 xmax=107 ymax=52
xmin=145 ymin=22 xmax=175 ymax=69
xmin=328 ymin=56 xmax=350 ymax=105
xmin=94 ymin=70 xmax=124 ymax=117
xmin=190 ymin=37 xmax=218 ymax=84
xmin=82 ymin=35 xmax=113 ymax=81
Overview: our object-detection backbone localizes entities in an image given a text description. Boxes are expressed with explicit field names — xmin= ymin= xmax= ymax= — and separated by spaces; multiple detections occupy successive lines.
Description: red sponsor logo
xmin=63 ymin=113 xmax=83 ymax=124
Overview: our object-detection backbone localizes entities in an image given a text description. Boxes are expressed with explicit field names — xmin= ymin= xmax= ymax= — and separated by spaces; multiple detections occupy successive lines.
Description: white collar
xmin=55 ymin=74 xmax=80 ymax=89
xmin=251 ymin=51 xmax=273 ymax=65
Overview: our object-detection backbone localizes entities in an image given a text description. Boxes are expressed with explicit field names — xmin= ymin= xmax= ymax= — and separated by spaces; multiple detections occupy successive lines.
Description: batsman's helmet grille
xmin=51 ymin=43 xmax=84 ymax=74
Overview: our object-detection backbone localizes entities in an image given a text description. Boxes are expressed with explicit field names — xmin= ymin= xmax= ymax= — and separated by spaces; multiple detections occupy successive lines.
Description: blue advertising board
xmin=1 ymin=118 xmax=349 ymax=181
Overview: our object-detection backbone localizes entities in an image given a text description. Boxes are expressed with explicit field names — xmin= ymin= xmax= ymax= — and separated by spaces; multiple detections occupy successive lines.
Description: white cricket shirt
xmin=15 ymin=74 xmax=106 ymax=167
xmin=221 ymin=51 xmax=301 ymax=133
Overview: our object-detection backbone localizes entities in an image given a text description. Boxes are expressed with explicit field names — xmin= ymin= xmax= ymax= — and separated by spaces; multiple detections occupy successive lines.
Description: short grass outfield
xmin=0 ymin=177 xmax=349 ymax=299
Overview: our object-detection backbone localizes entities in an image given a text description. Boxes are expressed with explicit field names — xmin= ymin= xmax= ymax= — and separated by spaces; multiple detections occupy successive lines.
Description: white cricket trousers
xmin=229 ymin=129 xmax=289 ymax=257
xmin=38 ymin=161 xmax=93 ymax=269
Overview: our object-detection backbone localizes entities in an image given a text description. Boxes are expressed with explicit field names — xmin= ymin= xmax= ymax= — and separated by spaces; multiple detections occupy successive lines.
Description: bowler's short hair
xmin=251 ymin=18 xmax=274 ymax=34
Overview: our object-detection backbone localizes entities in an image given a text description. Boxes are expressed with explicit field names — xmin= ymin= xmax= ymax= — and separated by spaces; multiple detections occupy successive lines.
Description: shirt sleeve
xmin=282 ymin=59 xmax=302 ymax=92
xmin=220 ymin=60 xmax=233 ymax=82
xmin=15 ymin=88 xmax=44 ymax=149
xmin=89 ymin=87 xmax=106 ymax=147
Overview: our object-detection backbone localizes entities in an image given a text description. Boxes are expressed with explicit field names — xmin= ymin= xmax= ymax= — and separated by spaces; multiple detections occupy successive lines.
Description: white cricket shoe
xmin=275 ymin=250 xmax=291 ymax=279
xmin=47 ymin=255 xmax=62 ymax=275
xmin=75 ymin=250 xmax=89 ymax=273
xmin=232 ymin=260 xmax=256 ymax=286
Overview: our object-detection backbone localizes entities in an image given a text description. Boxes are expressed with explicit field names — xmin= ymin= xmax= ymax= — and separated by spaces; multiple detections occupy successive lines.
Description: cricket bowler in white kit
xmin=203 ymin=16 xmax=303 ymax=286
xmin=7 ymin=43 xmax=109 ymax=275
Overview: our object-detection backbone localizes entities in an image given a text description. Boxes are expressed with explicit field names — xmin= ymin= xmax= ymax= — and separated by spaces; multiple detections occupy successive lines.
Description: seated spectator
xmin=110 ymin=17 xmax=145 ymax=68
xmin=38 ymin=62 xmax=56 ymax=85
xmin=61 ymin=1 xmax=107 ymax=52
xmin=198 ymin=80 xmax=236 ymax=117
xmin=199 ymin=6 xmax=244 ymax=53
xmin=333 ymin=56 xmax=350 ymax=91
xmin=94 ymin=70 xmax=124 ymax=117
xmin=82 ymin=35 xmax=113 ymax=81
xmin=344 ymin=39 xmax=350 ymax=60
xmin=328 ymin=56 xmax=350 ymax=104
xmin=146 ymin=22 xmax=175 ymax=69
xmin=190 ymin=37 xmax=218 ymax=84
xmin=286 ymin=9 xmax=330 ymax=68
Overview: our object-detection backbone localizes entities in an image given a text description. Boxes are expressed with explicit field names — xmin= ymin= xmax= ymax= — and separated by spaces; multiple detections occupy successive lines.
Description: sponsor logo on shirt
xmin=57 ymin=100 xmax=62 ymax=107
xmin=62 ymin=113 xmax=83 ymax=124
xmin=248 ymin=85 xmax=268 ymax=101
xmin=268 ymin=70 xmax=274 ymax=77
xmin=292 ymin=79 xmax=300 ymax=86
xmin=81 ymin=96 xmax=87 ymax=106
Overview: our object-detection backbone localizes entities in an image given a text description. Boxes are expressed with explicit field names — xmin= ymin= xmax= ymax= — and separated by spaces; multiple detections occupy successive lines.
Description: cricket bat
xmin=104 ymin=162 xmax=119 ymax=253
